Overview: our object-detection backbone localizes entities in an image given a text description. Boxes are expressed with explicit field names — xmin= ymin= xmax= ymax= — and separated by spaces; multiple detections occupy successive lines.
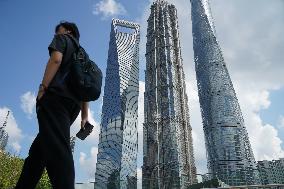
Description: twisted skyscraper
xmin=95 ymin=19 xmax=140 ymax=189
xmin=143 ymin=1 xmax=197 ymax=188
xmin=190 ymin=0 xmax=260 ymax=185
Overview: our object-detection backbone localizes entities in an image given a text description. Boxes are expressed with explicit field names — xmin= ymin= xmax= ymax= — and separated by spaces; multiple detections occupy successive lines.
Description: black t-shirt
xmin=47 ymin=34 xmax=80 ymax=106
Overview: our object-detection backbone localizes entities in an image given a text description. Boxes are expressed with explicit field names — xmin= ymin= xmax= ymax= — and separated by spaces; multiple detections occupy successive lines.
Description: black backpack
xmin=65 ymin=34 xmax=103 ymax=102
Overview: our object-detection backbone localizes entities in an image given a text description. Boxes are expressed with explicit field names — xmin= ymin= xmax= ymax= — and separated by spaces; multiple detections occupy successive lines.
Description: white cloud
xmin=11 ymin=142 xmax=21 ymax=153
xmin=20 ymin=91 xmax=36 ymax=119
xmin=0 ymin=107 xmax=23 ymax=154
xmin=237 ymin=86 xmax=284 ymax=161
xmin=185 ymin=81 xmax=208 ymax=174
xmin=137 ymin=0 xmax=284 ymax=176
xmin=93 ymin=0 xmax=126 ymax=19
xmin=71 ymin=107 xmax=100 ymax=181
xmin=79 ymin=147 xmax=98 ymax=181
xmin=278 ymin=115 xmax=284 ymax=129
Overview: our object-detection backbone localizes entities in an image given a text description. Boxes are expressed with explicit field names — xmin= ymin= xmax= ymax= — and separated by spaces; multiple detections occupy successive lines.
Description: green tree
xmin=0 ymin=151 xmax=51 ymax=189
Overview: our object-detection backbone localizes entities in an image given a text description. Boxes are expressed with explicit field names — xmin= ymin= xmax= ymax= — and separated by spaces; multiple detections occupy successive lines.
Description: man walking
xmin=15 ymin=21 xmax=89 ymax=189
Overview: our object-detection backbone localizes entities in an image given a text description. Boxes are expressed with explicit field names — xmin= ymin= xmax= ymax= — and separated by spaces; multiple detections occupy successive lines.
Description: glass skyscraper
xmin=257 ymin=158 xmax=284 ymax=185
xmin=190 ymin=0 xmax=260 ymax=185
xmin=0 ymin=128 xmax=8 ymax=151
xmin=142 ymin=1 xmax=197 ymax=188
xmin=94 ymin=19 xmax=140 ymax=189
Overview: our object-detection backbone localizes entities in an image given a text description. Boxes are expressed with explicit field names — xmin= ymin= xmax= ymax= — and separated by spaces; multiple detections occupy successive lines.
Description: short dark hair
xmin=55 ymin=21 xmax=80 ymax=40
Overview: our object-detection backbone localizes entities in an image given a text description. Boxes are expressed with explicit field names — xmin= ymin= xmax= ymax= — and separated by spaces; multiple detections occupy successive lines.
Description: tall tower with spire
xmin=95 ymin=19 xmax=140 ymax=189
xmin=143 ymin=1 xmax=197 ymax=188
xmin=190 ymin=0 xmax=260 ymax=185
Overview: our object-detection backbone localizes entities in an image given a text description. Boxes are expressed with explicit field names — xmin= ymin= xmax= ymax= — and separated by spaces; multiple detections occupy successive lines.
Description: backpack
xmin=65 ymin=34 xmax=103 ymax=102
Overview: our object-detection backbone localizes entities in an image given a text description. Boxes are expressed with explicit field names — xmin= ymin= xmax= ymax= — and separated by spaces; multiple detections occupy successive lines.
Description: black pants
xmin=15 ymin=91 xmax=80 ymax=189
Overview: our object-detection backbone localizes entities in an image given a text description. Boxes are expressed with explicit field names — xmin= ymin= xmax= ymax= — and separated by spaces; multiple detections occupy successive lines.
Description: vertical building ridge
xmin=143 ymin=1 xmax=197 ymax=188
xmin=191 ymin=0 xmax=260 ymax=185
xmin=95 ymin=19 xmax=140 ymax=189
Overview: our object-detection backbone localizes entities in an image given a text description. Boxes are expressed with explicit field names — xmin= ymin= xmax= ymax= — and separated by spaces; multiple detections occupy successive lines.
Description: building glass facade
xmin=0 ymin=128 xmax=8 ymax=151
xmin=258 ymin=158 xmax=284 ymax=185
xmin=190 ymin=0 xmax=260 ymax=185
xmin=142 ymin=1 xmax=197 ymax=189
xmin=95 ymin=19 xmax=140 ymax=189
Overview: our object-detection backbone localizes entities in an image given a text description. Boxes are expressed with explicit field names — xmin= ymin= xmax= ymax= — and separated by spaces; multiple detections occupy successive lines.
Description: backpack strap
xmin=59 ymin=34 xmax=81 ymax=76
xmin=64 ymin=34 xmax=89 ymax=61
xmin=64 ymin=34 xmax=80 ymax=49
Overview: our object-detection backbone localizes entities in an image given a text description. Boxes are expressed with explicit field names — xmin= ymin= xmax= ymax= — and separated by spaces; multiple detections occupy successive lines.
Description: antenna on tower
xmin=1 ymin=110 xmax=10 ymax=129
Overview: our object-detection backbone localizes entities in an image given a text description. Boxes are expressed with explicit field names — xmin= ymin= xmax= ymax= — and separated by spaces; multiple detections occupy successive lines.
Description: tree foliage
xmin=0 ymin=151 xmax=52 ymax=189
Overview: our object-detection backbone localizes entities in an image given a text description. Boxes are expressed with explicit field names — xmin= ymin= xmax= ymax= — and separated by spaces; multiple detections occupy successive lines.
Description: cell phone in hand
xmin=76 ymin=121 xmax=94 ymax=140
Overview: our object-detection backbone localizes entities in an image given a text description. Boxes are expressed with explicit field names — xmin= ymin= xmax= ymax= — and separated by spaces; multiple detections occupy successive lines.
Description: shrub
xmin=0 ymin=151 xmax=51 ymax=189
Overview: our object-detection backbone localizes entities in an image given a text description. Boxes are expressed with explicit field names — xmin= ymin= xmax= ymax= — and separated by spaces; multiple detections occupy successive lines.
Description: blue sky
xmin=1 ymin=0 xmax=284 ymax=187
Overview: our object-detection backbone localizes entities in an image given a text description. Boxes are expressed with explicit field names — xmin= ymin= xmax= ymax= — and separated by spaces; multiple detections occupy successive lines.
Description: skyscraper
xmin=0 ymin=128 xmax=8 ymax=151
xmin=95 ymin=19 xmax=140 ymax=189
xmin=190 ymin=0 xmax=260 ymax=185
xmin=70 ymin=136 xmax=76 ymax=154
xmin=143 ymin=1 xmax=197 ymax=188
xmin=257 ymin=158 xmax=284 ymax=185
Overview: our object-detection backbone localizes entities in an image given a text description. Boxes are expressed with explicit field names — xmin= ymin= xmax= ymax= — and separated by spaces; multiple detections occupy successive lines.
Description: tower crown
xmin=112 ymin=19 xmax=140 ymax=34
xmin=191 ymin=0 xmax=216 ymax=35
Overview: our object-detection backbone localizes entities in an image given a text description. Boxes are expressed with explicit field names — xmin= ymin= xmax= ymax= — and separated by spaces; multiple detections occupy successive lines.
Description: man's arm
xmin=37 ymin=51 xmax=63 ymax=99
xmin=81 ymin=102 xmax=89 ymax=129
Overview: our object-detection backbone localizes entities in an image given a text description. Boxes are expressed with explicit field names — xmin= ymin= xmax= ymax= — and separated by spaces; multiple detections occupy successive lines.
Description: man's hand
xmin=37 ymin=90 xmax=45 ymax=101
xmin=81 ymin=101 xmax=89 ymax=130
xmin=37 ymin=84 xmax=46 ymax=101
xmin=81 ymin=119 xmax=88 ymax=130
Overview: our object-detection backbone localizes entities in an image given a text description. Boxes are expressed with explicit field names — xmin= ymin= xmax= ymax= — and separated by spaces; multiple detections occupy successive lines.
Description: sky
xmin=0 ymin=0 xmax=284 ymax=188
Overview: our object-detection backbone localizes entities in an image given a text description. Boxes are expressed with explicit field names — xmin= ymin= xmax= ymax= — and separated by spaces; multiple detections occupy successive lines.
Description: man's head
xmin=55 ymin=21 xmax=80 ymax=41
